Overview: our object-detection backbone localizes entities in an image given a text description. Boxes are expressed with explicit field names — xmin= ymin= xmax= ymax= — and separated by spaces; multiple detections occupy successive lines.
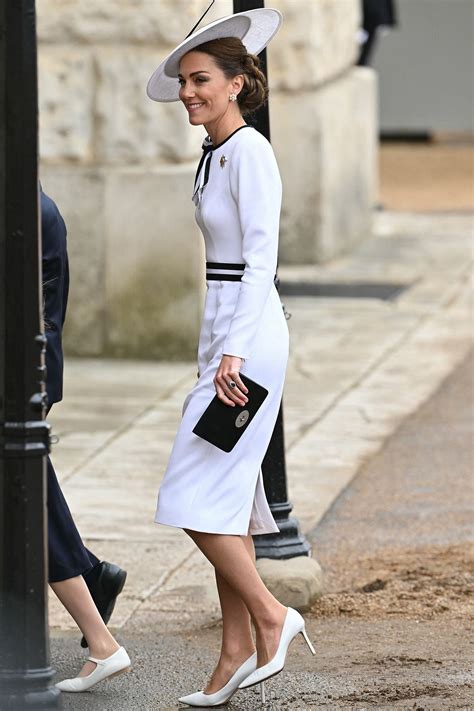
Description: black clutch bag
xmin=193 ymin=374 xmax=269 ymax=453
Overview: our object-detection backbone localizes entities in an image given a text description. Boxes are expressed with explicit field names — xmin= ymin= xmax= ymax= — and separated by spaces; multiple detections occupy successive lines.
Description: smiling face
xmin=178 ymin=50 xmax=243 ymax=127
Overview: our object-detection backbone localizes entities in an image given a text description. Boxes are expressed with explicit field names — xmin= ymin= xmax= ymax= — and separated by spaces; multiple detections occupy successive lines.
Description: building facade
xmin=38 ymin=0 xmax=377 ymax=358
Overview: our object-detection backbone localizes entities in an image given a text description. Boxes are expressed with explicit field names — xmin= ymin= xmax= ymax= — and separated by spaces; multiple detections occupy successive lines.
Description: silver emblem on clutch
xmin=235 ymin=410 xmax=250 ymax=428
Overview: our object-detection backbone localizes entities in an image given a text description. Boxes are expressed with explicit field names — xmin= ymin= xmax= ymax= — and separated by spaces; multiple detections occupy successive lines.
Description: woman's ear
xmin=232 ymin=74 xmax=244 ymax=97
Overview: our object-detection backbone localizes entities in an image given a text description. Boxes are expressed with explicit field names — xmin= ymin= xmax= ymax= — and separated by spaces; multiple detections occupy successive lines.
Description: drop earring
xmin=229 ymin=93 xmax=237 ymax=102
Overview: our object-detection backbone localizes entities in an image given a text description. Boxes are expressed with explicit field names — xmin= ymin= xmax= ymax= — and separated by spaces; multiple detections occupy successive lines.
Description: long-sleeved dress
xmin=155 ymin=125 xmax=289 ymax=535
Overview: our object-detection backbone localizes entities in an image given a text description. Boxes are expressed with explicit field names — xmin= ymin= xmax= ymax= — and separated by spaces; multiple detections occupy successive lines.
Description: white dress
xmin=155 ymin=125 xmax=289 ymax=535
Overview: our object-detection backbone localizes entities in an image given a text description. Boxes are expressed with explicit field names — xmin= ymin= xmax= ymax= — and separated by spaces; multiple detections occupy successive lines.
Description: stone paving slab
xmin=48 ymin=211 xmax=473 ymax=632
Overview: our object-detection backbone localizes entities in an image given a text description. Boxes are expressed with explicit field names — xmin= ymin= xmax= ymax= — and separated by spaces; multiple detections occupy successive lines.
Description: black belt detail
xmin=206 ymin=262 xmax=245 ymax=270
xmin=206 ymin=273 xmax=242 ymax=281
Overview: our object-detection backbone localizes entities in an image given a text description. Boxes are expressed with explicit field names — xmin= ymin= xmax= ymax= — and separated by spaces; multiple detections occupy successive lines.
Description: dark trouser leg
xmin=47 ymin=456 xmax=92 ymax=583
xmin=85 ymin=548 xmax=100 ymax=569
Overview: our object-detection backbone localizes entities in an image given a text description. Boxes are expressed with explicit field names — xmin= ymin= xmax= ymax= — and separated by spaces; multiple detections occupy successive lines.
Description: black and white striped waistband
xmin=206 ymin=261 xmax=245 ymax=281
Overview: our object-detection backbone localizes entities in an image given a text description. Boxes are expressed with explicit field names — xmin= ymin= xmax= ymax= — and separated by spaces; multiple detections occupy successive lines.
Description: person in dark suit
xmin=42 ymin=188 xmax=131 ymax=691
xmin=358 ymin=0 xmax=397 ymax=66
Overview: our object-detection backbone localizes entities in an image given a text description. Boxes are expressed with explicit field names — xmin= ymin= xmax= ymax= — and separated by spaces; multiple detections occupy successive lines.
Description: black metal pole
xmin=233 ymin=0 xmax=310 ymax=558
xmin=0 ymin=1 xmax=61 ymax=708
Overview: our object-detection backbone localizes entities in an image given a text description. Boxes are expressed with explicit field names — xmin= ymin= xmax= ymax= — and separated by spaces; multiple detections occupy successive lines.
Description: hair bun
xmin=239 ymin=53 xmax=268 ymax=113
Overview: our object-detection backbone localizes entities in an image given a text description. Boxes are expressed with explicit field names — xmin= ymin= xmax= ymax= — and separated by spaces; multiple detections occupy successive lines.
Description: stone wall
xmin=38 ymin=0 xmax=377 ymax=358
xmin=267 ymin=0 xmax=378 ymax=263
xmin=38 ymin=0 xmax=232 ymax=358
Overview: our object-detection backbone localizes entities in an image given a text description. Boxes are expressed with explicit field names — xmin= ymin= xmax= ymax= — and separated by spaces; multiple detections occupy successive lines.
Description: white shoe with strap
xmin=55 ymin=646 xmax=131 ymax=692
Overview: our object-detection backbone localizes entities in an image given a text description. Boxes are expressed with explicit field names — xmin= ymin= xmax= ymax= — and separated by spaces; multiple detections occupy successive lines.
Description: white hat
xmin=146 ymin=8 xmax=282 ymax=103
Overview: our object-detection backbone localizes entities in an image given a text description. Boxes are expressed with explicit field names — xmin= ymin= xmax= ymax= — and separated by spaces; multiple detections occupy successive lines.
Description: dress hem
xmin=154 ymin=516 xmax=279 ymax=537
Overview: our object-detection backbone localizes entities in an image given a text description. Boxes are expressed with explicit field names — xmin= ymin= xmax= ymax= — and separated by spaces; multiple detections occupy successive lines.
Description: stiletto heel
xmin=300 ymin=628 xmax=316 ymax=655
xmin=260 ymin=681 xmax=266 ymax=704
xmin=239 ymin=608 xmax=315 ymax=691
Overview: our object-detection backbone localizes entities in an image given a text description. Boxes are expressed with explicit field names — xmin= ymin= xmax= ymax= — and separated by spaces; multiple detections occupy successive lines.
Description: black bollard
xmin=0 ymin=1 xmax=61 ymax=708
xmin=233 ymin=0 xmax=311 ymax=559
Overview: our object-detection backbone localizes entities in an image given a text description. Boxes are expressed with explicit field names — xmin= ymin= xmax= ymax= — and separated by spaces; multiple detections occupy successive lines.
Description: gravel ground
xmin=379 ymin=141 xmax=474 ymax=212
xmin=52 ymin=351 xmax=474 ymax=710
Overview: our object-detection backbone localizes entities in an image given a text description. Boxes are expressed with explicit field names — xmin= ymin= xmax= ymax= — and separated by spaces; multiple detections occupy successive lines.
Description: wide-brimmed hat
xmin=147 ymin=8 xmax=282 ymax=103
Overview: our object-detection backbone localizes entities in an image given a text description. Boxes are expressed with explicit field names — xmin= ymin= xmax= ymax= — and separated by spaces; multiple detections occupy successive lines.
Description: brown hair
xmin=190 ymin=36 xmax=268 ymax=113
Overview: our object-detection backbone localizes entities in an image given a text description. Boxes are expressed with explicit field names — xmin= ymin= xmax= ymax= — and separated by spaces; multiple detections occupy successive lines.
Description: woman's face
xmin=178 ymin=51 xmax=242 ymax=126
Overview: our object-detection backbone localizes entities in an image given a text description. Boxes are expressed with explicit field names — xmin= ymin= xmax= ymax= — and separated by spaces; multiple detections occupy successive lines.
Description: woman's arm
xmin=222 ymin=134 xmax=282 ymax=361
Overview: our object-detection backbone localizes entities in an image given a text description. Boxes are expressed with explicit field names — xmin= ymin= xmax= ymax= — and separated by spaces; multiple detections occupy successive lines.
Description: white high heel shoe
xmin=55 ymin=646 xmax=131 ymax=692
xmin=238 ymin=608 xmax=315 ymax=690
xmin=178 ymin=653 xmax=257 ymax=707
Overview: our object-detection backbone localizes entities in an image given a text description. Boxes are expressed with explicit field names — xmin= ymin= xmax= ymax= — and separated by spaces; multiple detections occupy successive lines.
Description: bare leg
xmin=204 ymin=535 xmax=256 ymax=693
xmin=186 ymin=531 xmax=287 ymax=669
xmin=51 ymin=576 xmax=120 ymax=677
xmin=241 ymin=532 xmax=257 ymax=563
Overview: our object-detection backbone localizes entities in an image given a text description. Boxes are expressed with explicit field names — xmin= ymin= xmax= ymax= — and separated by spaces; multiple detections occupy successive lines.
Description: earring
xmin=229 ymin=93 xmax=237 ymax=102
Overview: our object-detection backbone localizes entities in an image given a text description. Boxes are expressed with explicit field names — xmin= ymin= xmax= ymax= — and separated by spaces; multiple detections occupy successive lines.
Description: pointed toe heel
xmin=178 ymin=653 xmax=257 ymax=707
xmin=239 ymin=607 xmax=315 ymax=691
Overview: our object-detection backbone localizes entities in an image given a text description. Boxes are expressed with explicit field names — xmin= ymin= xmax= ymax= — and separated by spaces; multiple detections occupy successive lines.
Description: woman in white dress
xmin=147 ymin=9 xmax=314 ymax=707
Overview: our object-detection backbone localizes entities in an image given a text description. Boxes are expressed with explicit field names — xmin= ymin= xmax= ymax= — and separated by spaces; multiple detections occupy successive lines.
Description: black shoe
xmin=81 ymin=561 xmax=127 ymax=648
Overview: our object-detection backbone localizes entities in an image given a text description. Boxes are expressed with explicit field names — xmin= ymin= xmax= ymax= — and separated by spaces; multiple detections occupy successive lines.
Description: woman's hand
xmin=214 ymin=355 xmax=249 ymax=407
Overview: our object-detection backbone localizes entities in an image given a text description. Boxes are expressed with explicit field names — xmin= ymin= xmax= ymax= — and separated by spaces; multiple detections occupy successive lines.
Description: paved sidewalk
xmin=52 ymin=348 xmax=474 ymax=710
xmin=48 ymin=210 xmax=473 ymax=637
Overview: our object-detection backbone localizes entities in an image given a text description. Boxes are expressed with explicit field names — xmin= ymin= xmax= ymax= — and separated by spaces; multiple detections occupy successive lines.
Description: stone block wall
xmin=38 ymin=0 xmax=232 ymax=358
xmin=268 ymin=0 xmax=378 ymax=263
xmin=38 ymin=0 xmax=377 ymax=358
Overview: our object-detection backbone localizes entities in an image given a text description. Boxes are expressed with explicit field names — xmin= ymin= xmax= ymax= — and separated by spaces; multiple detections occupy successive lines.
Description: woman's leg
xmin=51 ymin=575 xmax=120 ymax=677
xmin=204 ymin=535 xmax=257 ymax=693
xmin=186 ymin=531 xmax=287 ymax=668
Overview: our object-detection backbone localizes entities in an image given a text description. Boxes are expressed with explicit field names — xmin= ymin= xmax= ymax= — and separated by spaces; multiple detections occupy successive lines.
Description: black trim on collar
xmin=193 ymin=125 xmax=252 ymax=198
xmin=211 ymin=124 xmax=251 ymax=150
